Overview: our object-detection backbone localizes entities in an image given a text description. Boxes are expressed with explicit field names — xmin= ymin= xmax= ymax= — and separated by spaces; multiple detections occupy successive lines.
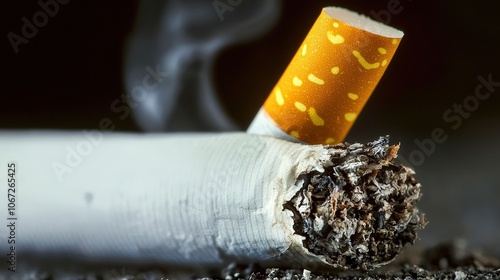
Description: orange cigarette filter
xmin=248 ymin=7 xmax=403 ymax=144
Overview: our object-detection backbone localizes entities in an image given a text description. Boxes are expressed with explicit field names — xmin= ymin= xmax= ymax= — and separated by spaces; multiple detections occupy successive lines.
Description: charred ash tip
xmin=367 ymin=135 xmax=390 ymax=158
xmin=284 ymin=137 xmax=425 ymax=270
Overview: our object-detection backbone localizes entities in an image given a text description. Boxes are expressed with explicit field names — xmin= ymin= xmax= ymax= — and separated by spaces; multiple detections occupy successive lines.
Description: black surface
xmin=3 ymin=1 xmax=500 ymax=131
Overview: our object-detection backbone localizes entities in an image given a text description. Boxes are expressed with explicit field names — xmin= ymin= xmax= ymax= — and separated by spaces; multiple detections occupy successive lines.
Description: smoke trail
xmin=124 ymin=0 xmax=281 ymax=131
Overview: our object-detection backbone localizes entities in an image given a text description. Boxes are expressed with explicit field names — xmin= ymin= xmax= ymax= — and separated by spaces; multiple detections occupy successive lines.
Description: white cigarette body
xmin=0 ymin=131 xmax=423 ymax=270
xmin=0 ymin=132 xmax=330 ymax=267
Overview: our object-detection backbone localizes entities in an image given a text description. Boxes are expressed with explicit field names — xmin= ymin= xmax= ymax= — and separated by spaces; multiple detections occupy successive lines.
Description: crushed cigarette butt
xmin=249 ymin=7 xmax=404 ymax=144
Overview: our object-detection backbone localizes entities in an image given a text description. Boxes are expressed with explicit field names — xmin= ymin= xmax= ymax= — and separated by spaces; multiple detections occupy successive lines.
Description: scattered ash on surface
xmin=284 ymin=136 xmax=425 ymax=270
xmin=14 ymin=241 xmax=498 ymax=280
xmin=201 ymin=240 xmax=500 ymax=280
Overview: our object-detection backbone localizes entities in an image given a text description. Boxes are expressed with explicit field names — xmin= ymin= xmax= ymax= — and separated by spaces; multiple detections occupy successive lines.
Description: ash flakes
xmin=284 ymin=136 xmax=426 ymax=270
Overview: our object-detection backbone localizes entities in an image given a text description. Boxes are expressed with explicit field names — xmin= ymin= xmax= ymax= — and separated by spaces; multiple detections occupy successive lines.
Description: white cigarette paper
xmin=0 ymin=132 xmax=331 ymax=266
xmin=0 ymin=132 xmax=422 ymax=270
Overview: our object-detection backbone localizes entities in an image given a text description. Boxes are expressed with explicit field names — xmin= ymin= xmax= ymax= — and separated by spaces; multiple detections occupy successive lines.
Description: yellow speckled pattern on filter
xmin=263 ymin=9 xmax=402 ymax=144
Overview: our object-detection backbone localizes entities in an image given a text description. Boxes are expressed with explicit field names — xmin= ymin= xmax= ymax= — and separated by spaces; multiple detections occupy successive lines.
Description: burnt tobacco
xmin=284 ymin=136 xmax=425 ymax=270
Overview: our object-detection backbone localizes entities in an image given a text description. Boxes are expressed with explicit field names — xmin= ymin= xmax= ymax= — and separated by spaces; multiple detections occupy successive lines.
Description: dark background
xmin=2 ymin=0 xmax=500 ymax=255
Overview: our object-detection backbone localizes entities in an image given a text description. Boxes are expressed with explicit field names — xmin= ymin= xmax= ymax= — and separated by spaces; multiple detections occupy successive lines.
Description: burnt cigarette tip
xmin=284 ymin=136 xmax=426 ymax=270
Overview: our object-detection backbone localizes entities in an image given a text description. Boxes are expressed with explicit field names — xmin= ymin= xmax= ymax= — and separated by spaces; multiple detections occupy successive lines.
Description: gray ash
xmin=284 ymin=136 xmax=425 ymax=270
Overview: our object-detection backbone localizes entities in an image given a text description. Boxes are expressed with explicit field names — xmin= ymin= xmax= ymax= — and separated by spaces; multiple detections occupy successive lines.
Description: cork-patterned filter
xmin=263 ymin=7 xmax=403 ymax=144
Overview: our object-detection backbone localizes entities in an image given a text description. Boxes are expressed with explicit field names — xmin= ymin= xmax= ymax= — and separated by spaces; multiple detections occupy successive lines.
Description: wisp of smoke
xmin=124 ymin=0 xmax=281 ymax=132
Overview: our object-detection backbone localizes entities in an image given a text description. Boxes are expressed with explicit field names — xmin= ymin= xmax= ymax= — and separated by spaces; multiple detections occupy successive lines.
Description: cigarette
xmin=247 ymin=7 xmax=404 ymax=144
xmin=1 ymin=132 xmax=423 ymax=270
